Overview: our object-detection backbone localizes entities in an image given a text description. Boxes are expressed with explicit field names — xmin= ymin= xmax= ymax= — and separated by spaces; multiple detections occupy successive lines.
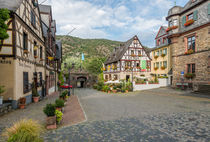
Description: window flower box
xmin=154 ymin=67 xmax=158 ymax=70
xmin=34 ymin=55 xmax=38 ymax=58
xmin=184 ymin=73 xmax=196 ymax=79
xmin=184 ymin=19 xmax=194 ymax=27
xmin=166 ymin=26 xmax=178 ymax=32
xmin=138 ymin=54 xmax=142 ymax=57
xmin=161 ymin=54 xmax=166 ymax=57
xmin=146 ymin=66 xmax=150 ymax=69
xmin=154 ymin=55 xmax=159 ymax=59
xmin=185 ymin=49 xmax=194 ymax=55
xmin=161 ymin=66 xmax=166 ymax=70
xmin=131 ymin=54 xmax=136 ymax=57
xmin=136 ymin=67 xmax=141 ymax=69
xmin=23 ymin=50 xmax=29 ymax=54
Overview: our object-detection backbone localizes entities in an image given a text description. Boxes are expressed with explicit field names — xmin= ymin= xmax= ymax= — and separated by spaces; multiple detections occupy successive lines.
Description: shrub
xmin=2 ymin=119 xmax=43 ymax=142
xmin=55 ymin=99 xmax=64 ymax=108
xmin=102 ymin=85 xmax=110 ymax=92
xmin=60 ymin=90 xmax=68 ymax=98
xmin=93 ymin=84 xmax=97 ymax=89
xmin=43 ymin=104 xmax=55 ymax=117
xmin=55 ymin=110 xmax=63 ymax=123
xmin=32 ymin=82 xmax=39 ymax=97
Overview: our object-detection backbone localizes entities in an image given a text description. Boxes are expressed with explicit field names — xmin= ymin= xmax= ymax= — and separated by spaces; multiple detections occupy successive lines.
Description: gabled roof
xmin=0 ymin=0 xmax=23 ymax=11
xmin=105 ymin=35 xmax=151 ymax=64
xmin=155 ymin=26 xmax=167 ymax=39
xmin=181 ymin=0 xmax=205 ymax=13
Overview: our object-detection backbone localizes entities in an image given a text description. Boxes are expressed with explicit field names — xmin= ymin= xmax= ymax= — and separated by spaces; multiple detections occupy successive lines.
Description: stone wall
xmin=172 ymin=25 xmax=210 ymax=87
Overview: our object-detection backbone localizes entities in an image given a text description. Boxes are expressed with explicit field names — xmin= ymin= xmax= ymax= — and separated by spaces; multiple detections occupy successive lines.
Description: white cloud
xmin=44 ymin=0 xmax=172 ymax=47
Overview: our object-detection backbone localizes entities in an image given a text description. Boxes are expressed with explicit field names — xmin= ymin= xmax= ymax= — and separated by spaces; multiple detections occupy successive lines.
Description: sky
xmin=44 ymin=0 xmax=189 ymax=48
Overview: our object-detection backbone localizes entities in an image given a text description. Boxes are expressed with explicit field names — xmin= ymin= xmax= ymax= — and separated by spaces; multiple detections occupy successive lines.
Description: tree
xmin=0 ymin=86 xmax=5 ymax=94
xmin=0 ymin=8 xmax=10 ymax=40
xmin=85 ymin=57 xmax=106 ymax=75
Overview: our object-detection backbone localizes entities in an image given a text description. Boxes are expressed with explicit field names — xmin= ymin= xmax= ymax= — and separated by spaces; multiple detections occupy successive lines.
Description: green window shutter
xmin=141 ymin=60 xmax=146 ymax=69
xmin=182 ymin=16 xmax=186 ymax=26
xmin=208 ymin=3 xmax=210 ymax=15
xmin=193 ymin=10 xmax=198 ymax=20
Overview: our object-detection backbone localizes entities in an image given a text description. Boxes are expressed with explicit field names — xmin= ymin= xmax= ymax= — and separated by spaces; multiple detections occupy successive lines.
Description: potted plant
xmin=19 ymin=97 xmax=26 ymax=109
xmin=184 ymin=19 xmax=194 ymax=27
xmin=161 ymin=53 xmax=166 ymax=57
xmin=154 ymin=67 xmax=158 ymax=70
xmin=59 ymin=90 xmax=68 ymax=101
xmin=161 ymin=66 xmax=166 ymax=70
xmin=154 ymin=55 xmax=159 ymax=59
xmin=184 ymin=73 xmax=195 ymax=79
xmin=32 ymin=82 xmax=40 ymax=103
xmin=185 ymin=49 xmax=194 ymax=55
xmin=55 ymin=99 xmax=64 ymax=111
xmin=43 ymin=104 xmax=56 ymax=129
xmin=112 ymin=86 xmax=117 ymax=93
xmin=55 ymin=110 xmax=63 ymax=125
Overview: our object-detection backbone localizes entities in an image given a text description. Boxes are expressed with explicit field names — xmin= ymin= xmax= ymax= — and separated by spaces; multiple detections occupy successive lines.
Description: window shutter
xmin=182 ymin=16 xmax=186 ymax=26
xmin=208 ymin=3 xmax=210 ymax=15
xmin=193 ymin=10 xmax=198 ymax=20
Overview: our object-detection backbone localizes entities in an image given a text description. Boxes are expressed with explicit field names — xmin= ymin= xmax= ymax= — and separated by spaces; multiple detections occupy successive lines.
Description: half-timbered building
xmin=0 ymin=0 xmax=46 ymax=108
xmin=39 ymin=4 xmax=58 ymax=95
xmin=104 ymin=35 xmax=151 ymax=82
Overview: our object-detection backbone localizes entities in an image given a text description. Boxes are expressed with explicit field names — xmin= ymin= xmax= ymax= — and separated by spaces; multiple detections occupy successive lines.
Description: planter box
xmin=46 ymin=116 xmax=57 ymax=129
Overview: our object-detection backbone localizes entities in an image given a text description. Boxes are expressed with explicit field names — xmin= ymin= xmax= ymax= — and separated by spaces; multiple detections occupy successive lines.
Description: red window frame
xmin=186 ymin=63 xmax=195 ymax=73
xmin=187 ymin=13 xmax=193 ymax=21
xmin=187 ymin=35 xmax=196 ymax=51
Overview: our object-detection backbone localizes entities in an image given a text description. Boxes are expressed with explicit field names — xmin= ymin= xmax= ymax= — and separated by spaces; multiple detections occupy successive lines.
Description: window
xmin=23 ymin=32 xmax=28 ymax=50
xmin=169 ymin=20 xmax=173 ymax=27
xmin=157 ymin=51 xmax=159 ymax=56
xmin=156 ymin=62 xmax=159 ymax=68
xmin=160 ymin=50 xmax=162 ymax=55
xmin=163 ymin=38 xmax=166 ymax=44
xmin=163 ymin=61 xmax=167 ymax=68
xmin=208 ymin=56 xmax=210 ymax=68
xmin=160 ymin=62 xmax=162 ymax=67
xmin=40 ymin=46 xmax=43 ymax=59
xmin=23 ymin=72 xmax=29 ymax=93
xmin=131 ymin=50 xmax=134 ymax=55
xmin=187 ymin=36 xmax=195 ymax=51
xmin=187 ymin=64 xmax=195 ymax=73
xmin=138 ymin=50 xmax=141 ymax=55
xmin=187 ymin=13 xmax=193 ymax=21
xmin=173 ymin=19 xmax=178 ymax=26
xmin=163 ymin=48 xmax=167 ymax=55
xmin=137 ymin=63 xmax=140 ymax=67
xmin=39 ymin=72 xmax=42 ymax=86
xmin=31 ymin=10 xmax=36 ymax=27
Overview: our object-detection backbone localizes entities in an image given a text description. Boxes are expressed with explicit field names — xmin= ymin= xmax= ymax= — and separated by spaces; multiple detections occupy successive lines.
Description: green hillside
xmin=56 ymin=35 xmax=122 ymax=60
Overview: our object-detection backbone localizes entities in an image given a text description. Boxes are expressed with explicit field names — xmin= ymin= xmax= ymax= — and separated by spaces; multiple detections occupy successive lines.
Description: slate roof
xmin=38 ymin=4 xmax=51 ymax=13
xmin=181 ymin=0 xmax=205 ymax=13
xmin=105 ymin=35 xmax=151 ymax=64
xmin=0 ymin=0 xmax=23 ymax=11
xmin=41 ymin=22 xmax=48 ymax=38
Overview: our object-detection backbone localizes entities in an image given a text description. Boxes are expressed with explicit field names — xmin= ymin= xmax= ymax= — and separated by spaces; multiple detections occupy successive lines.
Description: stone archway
xmin=76 ymin=76 xmax=87 ymax=88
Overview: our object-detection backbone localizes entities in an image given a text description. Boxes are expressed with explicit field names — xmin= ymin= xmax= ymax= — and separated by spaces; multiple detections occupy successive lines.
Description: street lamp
xmin=64 ymin=62 xmax=75 ymax=96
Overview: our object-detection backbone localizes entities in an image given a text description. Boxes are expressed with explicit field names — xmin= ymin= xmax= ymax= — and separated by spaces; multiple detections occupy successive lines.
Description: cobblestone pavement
xmin=44 ymin=88 xmax=210 ymax=142
xmin=0 ymin=92 xmax=59 ymax=141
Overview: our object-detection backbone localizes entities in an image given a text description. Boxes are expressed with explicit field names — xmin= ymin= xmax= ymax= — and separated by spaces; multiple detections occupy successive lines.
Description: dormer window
xmin=187 ymin=13 xmax=193 ymax=21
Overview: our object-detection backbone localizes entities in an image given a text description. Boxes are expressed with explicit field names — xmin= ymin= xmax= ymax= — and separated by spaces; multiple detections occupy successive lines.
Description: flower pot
xmin=56 ymin=107 xmax=62 ymax=111
xmin=46 ymin=116 xmax=57 ymax=129
xmin=33 ymin=96 xmax=39 ymax=103
xmin=19 ymin=104 xmax=25 ymax=109
xmin=112 ymin=90 xmax=117 ymax=93
xmin=125 ymin=90 xmax=129 ymax=93
xmin=108 ymin=91 xmax=111 ymax=94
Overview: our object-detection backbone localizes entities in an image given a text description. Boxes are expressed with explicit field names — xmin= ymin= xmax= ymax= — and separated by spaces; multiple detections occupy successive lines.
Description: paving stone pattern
xmin=0 ymin=92 xmax=59 ymax=141
xmin=43 ymin=88 xmax=210 ymax=142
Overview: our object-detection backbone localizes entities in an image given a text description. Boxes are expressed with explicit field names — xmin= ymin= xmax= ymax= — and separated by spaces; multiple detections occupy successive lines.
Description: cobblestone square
xmin=44 ymin=88 xmax=210 ymax=142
